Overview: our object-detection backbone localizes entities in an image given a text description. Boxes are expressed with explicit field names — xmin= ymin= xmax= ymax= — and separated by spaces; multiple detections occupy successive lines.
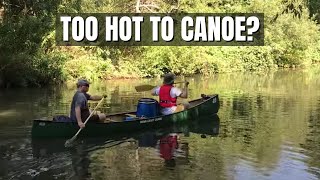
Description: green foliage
xmin=114 ymin=59 xmax=143 ymax=78
xmin=0 ymin=0 xmax=64 ymax=87
xmin=0 ymin=13 xmax=65 ymax=87
xmin=0 ymin=51 xmax=66 ymax=87
xmin=28 ymin=52 xmax=67 ymax=86
xmin=138 ymin=46 xmax=202 ymax=76
xmin=268 ymin=12 xmax=320 ymax=67
xmin=63 ymin=52 xmax=115 ymax=81
xmin=308 ymin=0 xmax=320 ymax=23
xmin=307 ymin=40 xmax=320 ymax=64
xmin=0 ymin=0 xmax=320 ymax=87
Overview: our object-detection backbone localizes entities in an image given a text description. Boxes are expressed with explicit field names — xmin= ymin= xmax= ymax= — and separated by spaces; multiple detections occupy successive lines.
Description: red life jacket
xmin=159 ymin=85 xmax=177 ymax=108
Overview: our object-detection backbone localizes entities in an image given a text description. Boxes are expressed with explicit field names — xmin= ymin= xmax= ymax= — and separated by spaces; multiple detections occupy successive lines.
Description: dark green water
xmin=0 ymin=70 xmax=320 ymax=180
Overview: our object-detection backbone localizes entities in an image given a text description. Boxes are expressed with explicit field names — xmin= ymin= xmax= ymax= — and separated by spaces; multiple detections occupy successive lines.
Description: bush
xmin=1 ymin=0 xmax=320 ymax=87
xmin=268 ymin=13 xmax=320 ymax=67
xmin=64 ymin=57 xmax=115 ymax=81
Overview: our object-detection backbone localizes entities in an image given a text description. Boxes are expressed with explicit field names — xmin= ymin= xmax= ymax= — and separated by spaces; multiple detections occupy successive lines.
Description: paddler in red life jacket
xmin=151 ymin=73 xmax=189 ymax=115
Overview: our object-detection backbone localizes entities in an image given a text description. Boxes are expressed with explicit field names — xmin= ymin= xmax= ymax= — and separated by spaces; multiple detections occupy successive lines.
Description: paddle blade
xmin=64 ymin=136 xmax=77 ymax=147
xmin=135 ymin=84 xmax=157 ymax=92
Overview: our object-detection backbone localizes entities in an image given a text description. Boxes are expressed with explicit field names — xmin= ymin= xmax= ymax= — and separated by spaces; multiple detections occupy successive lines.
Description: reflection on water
xmin=87 ymin=115 xmax=220 ymax=180
xmin=157 ymin=133 xmax=185 ymax=168
xmin=1 ymin=70 xmax=320 ymax=179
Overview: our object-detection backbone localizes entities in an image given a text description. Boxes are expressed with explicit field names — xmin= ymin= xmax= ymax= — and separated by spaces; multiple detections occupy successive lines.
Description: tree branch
xmin=139 ymin=4 xmax=160 ymax=10
xmin=142 ymin=5 xmax=154 ymax=13
xmin=168 ymin=0 xmax=180 ymax=13
xmin=136 ymin=0 xmax=141 ymax=13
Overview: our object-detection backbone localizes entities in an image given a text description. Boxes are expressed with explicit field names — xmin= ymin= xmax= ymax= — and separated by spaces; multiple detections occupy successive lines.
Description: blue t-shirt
xmin=70 ymin=91 xmax=91 ymax=121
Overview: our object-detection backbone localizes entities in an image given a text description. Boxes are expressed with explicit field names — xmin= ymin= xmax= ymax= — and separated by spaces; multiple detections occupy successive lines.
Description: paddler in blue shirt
xmin=70 ymin=79 xmax=107 ymax=128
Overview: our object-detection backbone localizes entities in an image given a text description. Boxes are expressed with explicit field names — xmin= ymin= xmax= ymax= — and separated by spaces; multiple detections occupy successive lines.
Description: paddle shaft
xmin=155 ymin=81 xmax=186 ymax=87
xmin=144 ymin=81 xmax=186 ymax=88
xmin=174 ymin=81 xmax=186 ymax=85
xmin=135 ymin=81 xmax=188 ymax=92
xmin=71 ymin=97 xmax=105 ymax=138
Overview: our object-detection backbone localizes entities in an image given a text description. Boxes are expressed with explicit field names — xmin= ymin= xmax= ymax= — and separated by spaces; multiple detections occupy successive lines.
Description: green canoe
xmin=31 ymin=94 xmax=220 ymax=138
xmin=32 ymin=114 xmax=220 ymax=157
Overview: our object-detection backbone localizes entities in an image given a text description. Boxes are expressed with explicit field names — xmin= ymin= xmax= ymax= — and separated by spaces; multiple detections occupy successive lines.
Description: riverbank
xmin=1 ymin=64 xmax=320 ymax=89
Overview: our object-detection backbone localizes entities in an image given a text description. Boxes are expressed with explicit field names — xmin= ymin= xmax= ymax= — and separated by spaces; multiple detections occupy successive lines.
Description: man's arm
xmin=88 ymin=93 xmax=108 ymax=101
xmin=89 ymin=95 xmax=103 ymax=101
xmin=75 ymin=106 xmax=85 ymax=128
xmin=151 ymin=87 xmax=159 ymax=96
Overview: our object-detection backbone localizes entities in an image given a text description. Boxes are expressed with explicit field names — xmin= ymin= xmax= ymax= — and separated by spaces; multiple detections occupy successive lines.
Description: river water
xmin=0 ymin=70 xmax=320 ymax=180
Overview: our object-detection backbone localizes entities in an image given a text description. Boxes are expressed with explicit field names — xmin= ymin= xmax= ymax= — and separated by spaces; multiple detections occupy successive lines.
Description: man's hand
xmin=75 ymin=106 xmax=85 ymax=128
xmin=78 ymin=121 xmax=85 ymax=128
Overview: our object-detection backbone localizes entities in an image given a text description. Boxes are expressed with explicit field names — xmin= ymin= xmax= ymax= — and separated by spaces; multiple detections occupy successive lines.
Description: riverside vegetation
xmin=0 ymin=0 xmax=320 ymax=87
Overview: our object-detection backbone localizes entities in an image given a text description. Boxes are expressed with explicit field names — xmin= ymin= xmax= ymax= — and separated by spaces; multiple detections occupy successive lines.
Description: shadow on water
xmin=26 ymin=114 xmax=220 ymax=179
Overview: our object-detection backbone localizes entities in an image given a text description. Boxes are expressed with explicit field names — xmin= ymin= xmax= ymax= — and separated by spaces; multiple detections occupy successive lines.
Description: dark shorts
xmin=85 ymin=114 xmax=100 ymax=122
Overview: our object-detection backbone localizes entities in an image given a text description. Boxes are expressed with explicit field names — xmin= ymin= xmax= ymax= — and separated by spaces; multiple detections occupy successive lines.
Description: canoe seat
xmin=104 ymin=118 xmax=118 ymax=123
xmin=125 ymin=114 xmax=136 ymax=117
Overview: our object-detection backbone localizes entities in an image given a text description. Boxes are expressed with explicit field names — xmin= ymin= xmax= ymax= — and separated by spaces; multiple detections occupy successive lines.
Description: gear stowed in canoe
xmin=31 ymin=94 xmax=220 ymax=138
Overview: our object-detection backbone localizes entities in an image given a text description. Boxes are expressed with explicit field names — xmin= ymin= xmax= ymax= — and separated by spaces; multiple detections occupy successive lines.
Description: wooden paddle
xmin=135 ymin=81 xmax=186 ymax=92
xmin=64 ymin=97 xmax=105 ymax=147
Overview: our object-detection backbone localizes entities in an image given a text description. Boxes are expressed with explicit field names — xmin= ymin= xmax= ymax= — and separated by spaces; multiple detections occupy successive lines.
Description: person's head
xmin=163 ymin=73 xmax=176 ymax=85
xmin=77 ymin=79 xmax=90 ymax=92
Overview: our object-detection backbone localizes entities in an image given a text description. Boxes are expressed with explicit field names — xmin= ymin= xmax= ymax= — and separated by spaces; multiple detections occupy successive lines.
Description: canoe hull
xmin=31 ymin=94 xmax=220 ymax=138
